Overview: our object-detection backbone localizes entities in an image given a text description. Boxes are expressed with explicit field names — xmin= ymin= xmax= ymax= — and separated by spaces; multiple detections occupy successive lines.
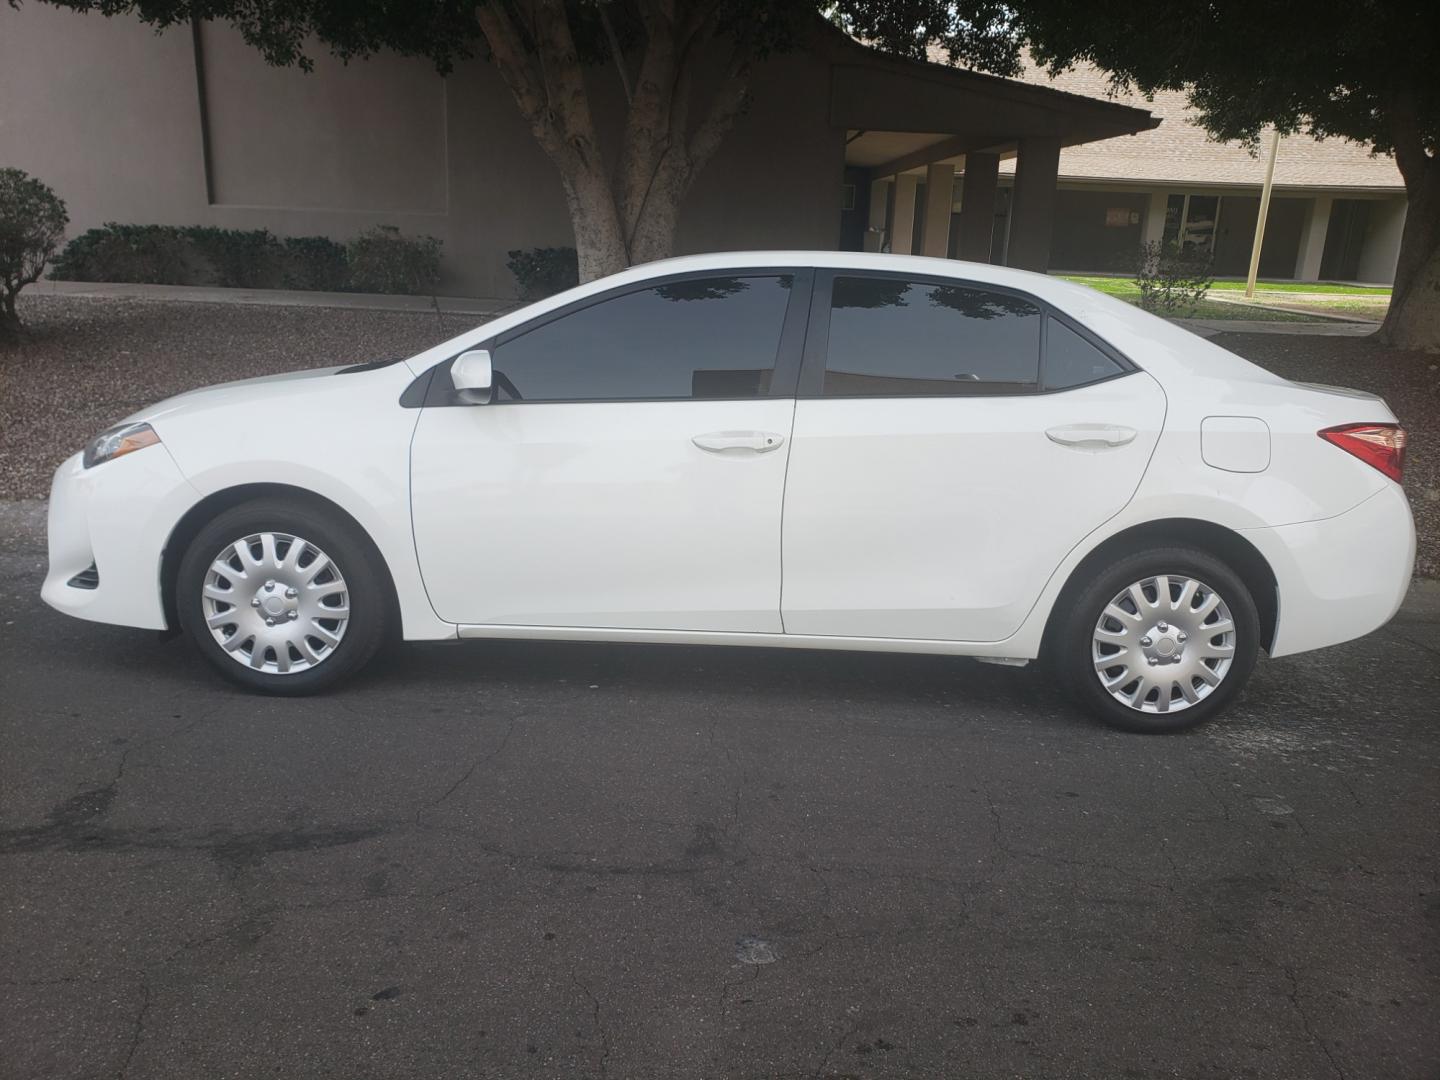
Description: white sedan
xmin=43 ymin=252 xmax=1413 ymax=732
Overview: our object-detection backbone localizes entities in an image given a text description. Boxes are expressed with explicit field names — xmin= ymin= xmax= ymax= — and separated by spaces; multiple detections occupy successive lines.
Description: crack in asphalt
xmin=811 ymin=1010 xmax=860 ymax=1079
xmin=116 ymin=979 xmax=151 ymax=1080
xmin=413 ymin=715 xmax=521 ymax=827
xmin=0 ymin=712 xmax=227 ymax=857
xmin=1286 ymin=965 xmax=1349 ymax=1080
xmin=570 ymin=968 xmax=611 ymax=1079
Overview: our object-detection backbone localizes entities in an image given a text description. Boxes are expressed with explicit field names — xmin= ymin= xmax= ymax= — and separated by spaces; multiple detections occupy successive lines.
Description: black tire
xmin=1053 ymin=546 xmax=1260 ymax=733
xmin=176 ymin=497 xmax=389 ymax=695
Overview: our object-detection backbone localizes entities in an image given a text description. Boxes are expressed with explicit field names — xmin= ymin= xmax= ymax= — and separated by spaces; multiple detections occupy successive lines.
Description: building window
xmin=1162 ymin=194 xmax=1185 ymax=247
xmin=1162 ymin=193 xmax=1223 ymax=256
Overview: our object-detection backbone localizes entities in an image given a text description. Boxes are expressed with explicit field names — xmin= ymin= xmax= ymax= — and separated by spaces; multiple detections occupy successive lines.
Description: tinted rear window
xmin=822 ymin=277 xmax=1042 ymax=396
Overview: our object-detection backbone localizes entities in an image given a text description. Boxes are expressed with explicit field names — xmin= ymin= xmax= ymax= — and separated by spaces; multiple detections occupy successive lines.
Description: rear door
xmin=410 ymin=270 xmax=811 ymax=632
xmin=781 ymin=271 xmax=1166 ymax=643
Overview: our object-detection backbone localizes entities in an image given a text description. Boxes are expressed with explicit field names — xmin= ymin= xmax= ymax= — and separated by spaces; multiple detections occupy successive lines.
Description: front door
xmin=781 ymin=271 xmax=1166 ymax=643
xmin=410 ymin=271 xmax=808 ymax=632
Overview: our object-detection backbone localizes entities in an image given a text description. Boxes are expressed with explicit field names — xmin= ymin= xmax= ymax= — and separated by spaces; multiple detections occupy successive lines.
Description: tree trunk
xmin=1376 ymin=166 xmax=1440 ymax=351
xmin=625 ymin=156 xmax=689 ymax=265
xmin=476 ymin=1 xmax=752 ymax=286
xmin=0 ymin=289 xmax=18 ymax=337
xmin=1378 ymin=106 xmax=1440 ymax=352
xmin=561 ymin=166 xmax=630 ymax=281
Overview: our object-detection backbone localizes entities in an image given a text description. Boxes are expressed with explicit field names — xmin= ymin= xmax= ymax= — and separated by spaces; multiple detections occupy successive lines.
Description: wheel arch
xmin=1041 ymin=518 xmax=1279 ymax=657
xmin=160 ymin=482 xmax=401 ymax=637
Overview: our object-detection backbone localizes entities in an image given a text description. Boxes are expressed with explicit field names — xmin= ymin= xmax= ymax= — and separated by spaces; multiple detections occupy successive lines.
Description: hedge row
xmin=506 ymin=246 xmax=579 ymax=300
xmin=50 ymin=224 xmax=442 ymax=295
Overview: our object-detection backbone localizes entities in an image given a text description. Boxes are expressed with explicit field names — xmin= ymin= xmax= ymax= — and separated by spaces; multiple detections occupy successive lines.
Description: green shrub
xmin=51 ymin=222 xmax=445 ymax=295
xmin=1131 ymin=241 xmax=1215 ymax=315
xmin=180 ymin=226 xmax=286 ymax=289
xmin=0 ymin=167 xmax=69 ymax=334
xmin=346 ymin=226 xmax=442 ymax=295
xmin=51 ymin=224 xmax=292 ymax=289
xmin=507 ymin=246 xmax=579 ymax=300
xmin=51 ymin=224 xmax=212 ymax=285
xmin=281 ymin=236 xmax=349 ymax=292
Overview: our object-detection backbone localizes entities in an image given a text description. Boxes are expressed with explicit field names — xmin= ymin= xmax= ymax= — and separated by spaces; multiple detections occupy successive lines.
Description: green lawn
xmin=1057 ymin=275 xmax=1314 ymax=321
xmin=1060 ymin=273 xmax=1390 ymax=298
xmin=1206 ymin=280 xmax=1391 ymax=296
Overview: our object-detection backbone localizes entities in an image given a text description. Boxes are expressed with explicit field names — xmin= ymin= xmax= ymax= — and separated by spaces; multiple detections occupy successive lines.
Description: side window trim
xmin=797 ymin=268 xmax=835 ymax=399
xmin=410 ymin=267 xmax=813 ymax=408
xmin=796 ymin=269 xmax=1137 ymax=401
xmin=1039 ymin=308 xmax=1137 ymax=393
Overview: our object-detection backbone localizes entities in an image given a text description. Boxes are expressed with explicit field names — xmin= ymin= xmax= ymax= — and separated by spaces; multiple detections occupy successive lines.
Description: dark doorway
xmin=1320 ymin=200 xmax=1372 ymax=281
xmin=839 ymin=167 xmax=871 ymax=252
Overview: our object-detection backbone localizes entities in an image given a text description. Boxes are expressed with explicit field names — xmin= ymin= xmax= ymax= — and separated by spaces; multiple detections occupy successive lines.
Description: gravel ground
xmin=2 ymin=295 xmax=1435 ymax=574
xmin=0 ymin=295 xmax=475 ymax=497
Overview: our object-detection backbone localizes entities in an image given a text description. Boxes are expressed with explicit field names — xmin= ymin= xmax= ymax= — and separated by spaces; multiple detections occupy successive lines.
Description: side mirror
xmin=451 ymin=349 xmax=493 ymax=404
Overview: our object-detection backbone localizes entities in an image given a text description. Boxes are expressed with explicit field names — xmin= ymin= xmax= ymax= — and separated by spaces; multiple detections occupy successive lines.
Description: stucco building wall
xmin=0 ymin=5 xmax=843 ymax=297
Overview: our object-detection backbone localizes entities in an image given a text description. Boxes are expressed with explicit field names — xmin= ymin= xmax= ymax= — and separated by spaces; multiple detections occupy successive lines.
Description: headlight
xmin=83 ymin=422 xmax=161 ymax=469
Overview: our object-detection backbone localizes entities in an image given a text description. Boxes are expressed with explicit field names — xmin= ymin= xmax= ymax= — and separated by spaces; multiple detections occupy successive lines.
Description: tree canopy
xmin=1015 ymin=0 xmax=1440 ymax=347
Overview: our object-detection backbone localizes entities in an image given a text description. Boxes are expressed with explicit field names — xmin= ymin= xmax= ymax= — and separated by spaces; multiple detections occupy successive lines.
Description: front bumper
xmin=41 ymin=445 xmax=201 ymax=630
xmin=1244 ymin=483 xmax=1416 ymax=658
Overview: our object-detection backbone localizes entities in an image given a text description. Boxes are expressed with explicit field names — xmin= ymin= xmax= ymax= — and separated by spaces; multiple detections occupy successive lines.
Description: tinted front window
xmin=1044 ymin=319 xmax=1126 ymax=390
xmin=823 ymin=277 xmax=1042 ymax=396
xmin=491 ymin=275 xmax=792 ymax=402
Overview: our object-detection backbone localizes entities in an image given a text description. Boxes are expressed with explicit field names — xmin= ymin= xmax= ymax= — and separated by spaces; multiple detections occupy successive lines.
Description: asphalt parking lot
xmin=2 ymin=502 xmax=1437 ymax=1079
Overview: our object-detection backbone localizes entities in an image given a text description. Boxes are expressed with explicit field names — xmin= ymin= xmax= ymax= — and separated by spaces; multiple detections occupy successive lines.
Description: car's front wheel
xmin=177 ymin=497 xmax=388 ymax=694
xmin=1055 ymin=546 xmax=1260 ymax=732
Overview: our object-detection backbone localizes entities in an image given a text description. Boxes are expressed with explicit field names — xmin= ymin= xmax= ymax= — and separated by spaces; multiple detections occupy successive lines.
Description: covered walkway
xmin=824 ymin=32 xmax=1160 ymax=270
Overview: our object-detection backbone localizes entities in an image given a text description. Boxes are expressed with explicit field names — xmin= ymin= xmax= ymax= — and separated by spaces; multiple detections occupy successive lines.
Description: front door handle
xmin=692 ymin=430 xmax=786 ymax=454
xmin=1045 ymin=424 xmax=1138 ymax=450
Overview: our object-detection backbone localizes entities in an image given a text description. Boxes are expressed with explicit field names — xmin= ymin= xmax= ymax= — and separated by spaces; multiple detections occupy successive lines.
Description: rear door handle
xmin=1045 ymin=424 xmax=1138 ymax=450
xmin=692 ymin=430 xmax=786 ymax=454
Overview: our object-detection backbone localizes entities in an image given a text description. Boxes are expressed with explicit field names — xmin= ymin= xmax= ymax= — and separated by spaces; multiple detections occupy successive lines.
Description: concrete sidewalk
xmin=28 ymin=279 xmax=518 ymax=317
xmin=1172 ymin=317 xmax=1379 ymax=338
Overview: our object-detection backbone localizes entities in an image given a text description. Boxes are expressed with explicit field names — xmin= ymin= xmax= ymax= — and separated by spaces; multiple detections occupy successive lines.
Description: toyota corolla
xmin=42 ymin=252 xmax=1414 ymax=732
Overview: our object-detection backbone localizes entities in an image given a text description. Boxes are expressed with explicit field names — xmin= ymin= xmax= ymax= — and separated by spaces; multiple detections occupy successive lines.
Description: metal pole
xmin=1245 ymin=129 xmax=1282 ymax=298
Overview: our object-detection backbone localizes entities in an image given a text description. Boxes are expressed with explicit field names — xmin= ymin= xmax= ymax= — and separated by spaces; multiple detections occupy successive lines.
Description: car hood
xmin=117 ymin=365 xmax=352 ymax=427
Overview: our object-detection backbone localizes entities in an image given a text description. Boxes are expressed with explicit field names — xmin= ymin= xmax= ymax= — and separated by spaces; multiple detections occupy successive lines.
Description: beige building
xmin=1 ymin=6 xmax=1162 ymax=298
xmin=853 ymin=56 xmax=1407 ymax=283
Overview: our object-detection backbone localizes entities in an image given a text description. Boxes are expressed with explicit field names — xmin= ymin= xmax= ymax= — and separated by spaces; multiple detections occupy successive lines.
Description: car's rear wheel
xmin=1055 ymin=547 xmax=1260 ymax=732
xmin=177 ymin=498 xmax=388 ymax=694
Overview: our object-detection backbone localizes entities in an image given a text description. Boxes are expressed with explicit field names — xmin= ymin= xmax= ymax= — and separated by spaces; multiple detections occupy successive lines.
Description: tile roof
xmin=980 ymin=55 xmax=1403 ymax=191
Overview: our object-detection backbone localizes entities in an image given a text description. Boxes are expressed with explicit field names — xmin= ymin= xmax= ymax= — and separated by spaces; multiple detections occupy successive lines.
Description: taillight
xmin=1318 ymin=423 xmax=1406 ymax=483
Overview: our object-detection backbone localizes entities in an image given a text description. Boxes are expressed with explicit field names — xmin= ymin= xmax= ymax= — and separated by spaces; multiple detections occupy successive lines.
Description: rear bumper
xmin=41 ymin=446 xmax=200 ymax=630
xmin=1245 ymin=483 xmax=1415 ymax=658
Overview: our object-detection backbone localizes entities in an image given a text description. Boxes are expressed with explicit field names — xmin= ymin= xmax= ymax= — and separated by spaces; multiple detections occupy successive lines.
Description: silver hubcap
xmin=1091 ymin=575 xmax=1236 ymax=714
xmin=201 ymin=532 xmax=350 ymax=675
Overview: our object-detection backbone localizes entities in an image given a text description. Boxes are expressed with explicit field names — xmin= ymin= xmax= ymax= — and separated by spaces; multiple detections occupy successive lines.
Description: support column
xmin=890 ymin=174 xmax=919 ymax=255
xmin=1142 ymin=190 xmax=1169 ymax=247
xmin=1006 ymin=136 xmax=1061 ymax=272
xmin=956 ymin=152 xmax=999 ymax=262
xmin=1293 ymin=195 xmax=1333 ymax=281
xmin=864 ymin=178 xmax=889 ymax=253
xmin=921 ymin=163 xmax=955 ymax=258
